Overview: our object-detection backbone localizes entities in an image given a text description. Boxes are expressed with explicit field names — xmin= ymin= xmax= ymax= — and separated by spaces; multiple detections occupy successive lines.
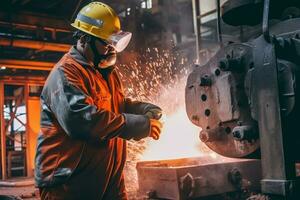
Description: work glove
xmin=145 ymin=108 xmax=163 ymax=120
xmin=146 ymin=106 xmax=163 ymax=140
xmin=149 ymin=119 xmax=163 ymax=140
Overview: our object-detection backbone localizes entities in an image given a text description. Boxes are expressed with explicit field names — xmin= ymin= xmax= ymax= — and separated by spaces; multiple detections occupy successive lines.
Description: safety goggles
xmin=106 ymin=31 xmax=132 ymax=53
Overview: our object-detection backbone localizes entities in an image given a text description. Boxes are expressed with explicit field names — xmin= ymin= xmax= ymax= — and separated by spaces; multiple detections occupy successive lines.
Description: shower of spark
xmin=117 ymin=48 xmax=212 ymax=160
xmin=118 ymin=48 xmax=216 ymax=197
xmin=118 ymin=47 xmax=188 ymax=108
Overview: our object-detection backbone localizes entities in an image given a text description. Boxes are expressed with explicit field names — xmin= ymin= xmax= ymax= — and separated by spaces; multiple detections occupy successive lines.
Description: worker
xmin=34 ymin=2 xmax=163 ymax=200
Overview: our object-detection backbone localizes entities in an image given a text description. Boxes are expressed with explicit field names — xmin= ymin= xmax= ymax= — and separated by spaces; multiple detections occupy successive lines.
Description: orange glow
xmin=118 ymin=48 xmax=216 ymax=161
xmin=139 ymin=76 xmax=215 ymax=161
xmin=141 ymin=107 xmax=204 ymax=161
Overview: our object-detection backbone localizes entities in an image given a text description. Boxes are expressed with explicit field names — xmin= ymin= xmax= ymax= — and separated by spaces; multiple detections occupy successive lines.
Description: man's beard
xmin=94 ymin=52 xmax=117 ymax=69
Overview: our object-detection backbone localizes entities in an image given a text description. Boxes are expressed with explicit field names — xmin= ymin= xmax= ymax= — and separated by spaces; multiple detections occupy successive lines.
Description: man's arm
xmin=43 ymin=65 xmax=150 ymax=141
xmin=124 ymin=98 xmax=162 ymax=119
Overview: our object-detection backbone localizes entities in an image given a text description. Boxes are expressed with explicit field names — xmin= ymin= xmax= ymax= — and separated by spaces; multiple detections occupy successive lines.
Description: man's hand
xmin=145 ymin=108 xmax=162 ymax=120
xmin=149 ymin=119 xmax=163 ymax=140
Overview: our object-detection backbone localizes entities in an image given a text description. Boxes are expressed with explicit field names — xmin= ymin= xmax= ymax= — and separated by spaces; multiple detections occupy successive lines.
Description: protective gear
xmin=149 ymin=119 xmax=163 ymax=140
xmin=89 ymin=37 xmax=117 ymax=68
xmin=35 ymin=47 xmax=152 ymax=199
xmin=146 ymin=108 xmax=163 ymax=140
xmin=71 ymin=1 xmax=132 ymax=52
xmin=145 ymin=108 xmax=163 ymax=120
xmin=107 ymin=31 xmax=132 ymax=52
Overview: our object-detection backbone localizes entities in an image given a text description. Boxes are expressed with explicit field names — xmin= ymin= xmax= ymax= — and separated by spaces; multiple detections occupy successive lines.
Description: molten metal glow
xmin=118 ymin=48 xmax=215 ymax=161
xmin=141 ymin=107 xmax=203 ymax=161
xmin=139 ymin=75 xmax=211 ymax=160
xmin=119 ymin=48 xmax=218 ymax=194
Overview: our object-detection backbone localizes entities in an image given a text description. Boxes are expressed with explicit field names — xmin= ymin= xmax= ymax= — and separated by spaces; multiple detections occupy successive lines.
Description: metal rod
xmin=0 ymin=38 xmax=71 ymax=52
xmin=25 ymin=83 xmax=31 ymax=177
xmin=0 ymin=21 xmax=70 ymax=33
xmin=0 ymin=59 xmax=55 ymax=71
xmin=192 ymin=0 xmax=201 ymax=64
xmin=6 ymin=134 xmax=23 ymax=146
xmin=70 ymin=0 xmax=84 ymax=23
xmin=0 ymin=82 xmax=6 ymax=179
xmin=262 ymin=0 xmax=270 ymax=42
xmin=216 ymin=0 xmax=223 ymax=44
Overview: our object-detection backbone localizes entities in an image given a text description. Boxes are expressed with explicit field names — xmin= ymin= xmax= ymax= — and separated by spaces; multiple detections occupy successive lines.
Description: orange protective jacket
xmin=35 ymin=47 xmax=159 ymax=200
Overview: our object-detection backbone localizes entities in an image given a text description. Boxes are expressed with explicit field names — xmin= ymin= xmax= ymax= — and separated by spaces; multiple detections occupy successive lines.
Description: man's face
xmin=93 ymin=38 xmax=117 ymax=68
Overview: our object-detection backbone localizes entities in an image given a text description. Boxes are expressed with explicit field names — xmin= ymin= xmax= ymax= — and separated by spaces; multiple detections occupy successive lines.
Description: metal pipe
xmin=0 ymin=59 xmax=55 ymax=71
xmin=192 ymin=0 xmax=201 ymax=64
xmin=70 ymin=0 xmax=84 ymax=23
xmin=216 ymin=0 xmax=223 ymax=44
xmin=0 ymin=38 xmax=71 ymax=52
xmin=0 ymin=82 xmax=6 ymax=179
xmin=262 ymin=0 xmax=270 ymax=42
xmin=0 ymin=21 xmax=71 ymax=33
xmin=25 ymin=83 xmax=32 ymax=177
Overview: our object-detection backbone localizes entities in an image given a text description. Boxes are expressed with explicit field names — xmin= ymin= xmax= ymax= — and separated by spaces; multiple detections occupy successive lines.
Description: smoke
xmin=117 ymin=48 xmax=210 ymax=198
xmin=117 ymin=47 xmax=190 ymax=112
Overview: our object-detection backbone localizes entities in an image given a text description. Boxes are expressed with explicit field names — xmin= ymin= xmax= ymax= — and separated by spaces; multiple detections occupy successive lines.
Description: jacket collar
xmin=69 ymin=46 xmax=91 ymax=68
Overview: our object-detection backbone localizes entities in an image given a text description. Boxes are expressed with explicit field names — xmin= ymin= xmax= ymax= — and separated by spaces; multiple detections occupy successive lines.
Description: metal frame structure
xmin=0 ymin=78 xmax=45 ymax=179
xmin=0 ymin=82 xmax=5 ymax=179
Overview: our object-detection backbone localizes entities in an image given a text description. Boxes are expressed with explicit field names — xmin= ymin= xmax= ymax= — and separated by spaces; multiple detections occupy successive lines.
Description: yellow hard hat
xmin=71 ymin=1 xmax=132 ymax=52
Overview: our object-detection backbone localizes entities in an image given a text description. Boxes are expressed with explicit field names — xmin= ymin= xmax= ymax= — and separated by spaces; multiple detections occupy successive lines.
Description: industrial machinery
xmin=137 ymin=0 xmax=300 ymax=200
xmin=137 ymin=157 xmax=262 ymax=199
xmin=185 ymin=0 xmax=300 ymax=199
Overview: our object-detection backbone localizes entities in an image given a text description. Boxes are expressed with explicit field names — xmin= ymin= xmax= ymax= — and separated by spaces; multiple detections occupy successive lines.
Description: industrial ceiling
xmin=0 ymin=0 xmax=134 ymax=79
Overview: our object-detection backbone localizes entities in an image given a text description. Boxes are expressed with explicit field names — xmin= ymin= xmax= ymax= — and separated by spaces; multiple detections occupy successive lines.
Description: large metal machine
xmin=185 ymin=0 xmax=300 ymax=198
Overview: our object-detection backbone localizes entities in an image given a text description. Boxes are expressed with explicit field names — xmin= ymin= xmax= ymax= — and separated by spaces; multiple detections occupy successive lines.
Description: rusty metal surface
xmin=186 ymin=11 xmax=300 ymax=196
xmin=250 ymin=32 xmax=300 ymax=196
xmin=185 ymin=18 xmax=300 ymax=159
xmin=185 ymin=43 xmax=259 ymax=158
xmin=137 ymin=156 xmax=261 ymax=200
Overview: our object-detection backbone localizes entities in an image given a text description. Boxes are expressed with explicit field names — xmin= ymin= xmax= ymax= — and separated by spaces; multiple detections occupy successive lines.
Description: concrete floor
xmin=0 ymin=177 xmax=39 ymax=200
xmin=0 ymin=177 xmax=273 ymax=200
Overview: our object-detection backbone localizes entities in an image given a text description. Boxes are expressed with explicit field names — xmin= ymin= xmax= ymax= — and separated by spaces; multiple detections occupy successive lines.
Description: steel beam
xmin=252 ymin=36 xmax=299 ymax=198
xmin=0 ymin=21 xmax=70 ymax=34
xmin=0 ymin=59 xmax=55 ymax=71
xmin=25 ymin=83 xmax=31 ymax=177
xmin=0 ymin=77 xmax=46 ymax=85
xmin=0 ymin=11 xmax=71 ymax=32
xmin=0 ymin=38 xmax=70 ymax=52
xmin=0 ymin=82 xmax=6 ymax=179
